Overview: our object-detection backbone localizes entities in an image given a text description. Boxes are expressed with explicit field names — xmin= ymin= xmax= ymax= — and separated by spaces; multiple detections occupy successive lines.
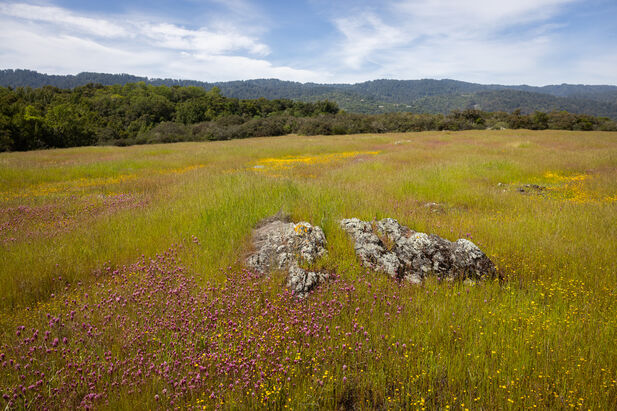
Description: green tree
xmin=44 ymin=103 xmax=96 ymax=147
xmin=531 ymin=111 xmax=549 ymax=129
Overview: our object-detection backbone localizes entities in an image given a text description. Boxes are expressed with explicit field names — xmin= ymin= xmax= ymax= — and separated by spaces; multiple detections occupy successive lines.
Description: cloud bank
xmin=0 ymin=2 xmax=322 ymax=81
xmin=0 ymin=0 xmax=615 ymax=85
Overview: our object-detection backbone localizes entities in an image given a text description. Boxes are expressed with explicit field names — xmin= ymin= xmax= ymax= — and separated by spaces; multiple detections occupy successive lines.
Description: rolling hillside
xmin=2 ymin=69 xmax=617 ymax=118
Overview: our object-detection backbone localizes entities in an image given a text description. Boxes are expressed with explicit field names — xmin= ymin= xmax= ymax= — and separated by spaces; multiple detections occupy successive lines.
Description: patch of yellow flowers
xmin=543 ymin=171 xmax=589 ymax=182
xmin=543 ymin=171 xmax=616 ymax=204
xmin=0 ymin=164 xmax=206 ymax=200
xmin=252 ymin=150 xmax=380 ymax=173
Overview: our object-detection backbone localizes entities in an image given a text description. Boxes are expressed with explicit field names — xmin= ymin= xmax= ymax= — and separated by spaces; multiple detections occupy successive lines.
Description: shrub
xmin=142 ymin=121 xmax=188 ymax=143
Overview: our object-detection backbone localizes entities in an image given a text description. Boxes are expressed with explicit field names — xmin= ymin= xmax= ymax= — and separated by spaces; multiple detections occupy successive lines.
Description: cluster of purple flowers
xmin=1 ymin=243 xmax=426 ymax=409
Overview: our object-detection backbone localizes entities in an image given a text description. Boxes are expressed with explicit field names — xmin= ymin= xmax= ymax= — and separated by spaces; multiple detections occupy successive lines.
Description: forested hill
xmin=1 ymin=69 xmax=617 ymax=119
xmin=1 ymin=81 xmax=615 ymax=152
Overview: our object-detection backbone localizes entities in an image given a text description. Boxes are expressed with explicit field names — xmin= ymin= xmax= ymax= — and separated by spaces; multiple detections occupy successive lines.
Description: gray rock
xmin=340 ymin=218 xmax=497 ymax=282
xmin=339 ymin=218 xmax=399 ymax=277
xmin=246 ymin=217 xmax=328 ymax=297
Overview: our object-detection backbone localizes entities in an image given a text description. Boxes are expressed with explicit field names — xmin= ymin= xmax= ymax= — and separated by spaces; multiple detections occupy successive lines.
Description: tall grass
xmin=1 ymin=130 xmax=616 ymax=409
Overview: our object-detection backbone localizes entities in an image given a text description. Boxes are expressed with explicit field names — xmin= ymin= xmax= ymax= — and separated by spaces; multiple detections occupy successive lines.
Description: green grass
xmin=1 ymin=129 xmax=617 ymax=409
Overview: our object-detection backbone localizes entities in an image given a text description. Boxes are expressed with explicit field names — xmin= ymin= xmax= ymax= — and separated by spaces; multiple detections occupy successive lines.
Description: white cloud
xmin=0 ymin=1 xmax=320 ymax=81
xmin=164 ymin=54 xmax=325 ymax=82
xmin=326 ymin=0 xmax=591 ymax=84
xmin=138 ymin=23 xmax=270 ymax=56
xmin=0 ymin=18 xmax=156 ymax=76
xmin=333 ymin=14 xmax=408 ymax=69
xmin=0 ymin=3 xmax=127 ymax=37
xmin=0 ymin=0 xmax=613 ymax=85
xmin=569 ymin=51 xmax=617 ymax=85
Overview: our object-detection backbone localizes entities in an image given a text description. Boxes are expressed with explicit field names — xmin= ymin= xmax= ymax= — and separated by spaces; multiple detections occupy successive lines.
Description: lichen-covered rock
xmin=339 ymin=218 xmax=400 ymax=278
xmin=246 ymin=217 xmax=328 ymax=297
xmin=340 ymin=218 xmax=497 ymax=282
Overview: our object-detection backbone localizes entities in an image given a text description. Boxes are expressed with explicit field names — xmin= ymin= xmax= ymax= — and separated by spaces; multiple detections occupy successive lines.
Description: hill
xmin=2 ymin=130 xmax=617 ymax=409
xmin=1 ymin=69 xmax=617 ymax=119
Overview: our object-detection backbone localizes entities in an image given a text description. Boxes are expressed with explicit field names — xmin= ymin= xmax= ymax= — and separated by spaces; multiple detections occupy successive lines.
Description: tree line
xmin=0 ymin=83 xmax=615 ymax=152
xmin=4 ymin=70 xmax=617 ymax=119
xmin=0 ymin=83 xmax=338 ymax=151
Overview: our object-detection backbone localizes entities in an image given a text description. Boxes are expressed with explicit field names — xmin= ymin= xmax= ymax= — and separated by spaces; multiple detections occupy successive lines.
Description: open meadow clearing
xmin=1 ymin=129 xmax=616 ymax=409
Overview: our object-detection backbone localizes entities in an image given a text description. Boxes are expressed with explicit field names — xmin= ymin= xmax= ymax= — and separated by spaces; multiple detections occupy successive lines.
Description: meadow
xmin=1 ymin=129 xmax=616 ymax=409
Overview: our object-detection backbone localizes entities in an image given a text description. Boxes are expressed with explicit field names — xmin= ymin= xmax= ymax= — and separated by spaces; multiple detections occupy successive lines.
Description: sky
xmin=0 ymin=0 xmax=616 ymax=85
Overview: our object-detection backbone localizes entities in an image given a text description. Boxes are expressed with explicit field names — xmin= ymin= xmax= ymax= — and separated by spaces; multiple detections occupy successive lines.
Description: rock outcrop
xmin=340 ymin=218 xmax=496 ymax=283
xmin=246 ymin=217 xmax=328 ymax=297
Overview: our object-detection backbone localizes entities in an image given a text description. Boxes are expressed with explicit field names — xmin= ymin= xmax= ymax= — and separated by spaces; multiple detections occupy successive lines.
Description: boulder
xmin=246 ymin=217 xmax=328 ymax=297
xmin=340 ymin=218 xmax=497 ymax=282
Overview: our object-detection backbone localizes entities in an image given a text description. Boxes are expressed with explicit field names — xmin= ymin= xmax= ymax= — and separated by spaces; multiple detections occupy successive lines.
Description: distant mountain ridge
xmin=2 ymin=69 xmax=616 ymax=119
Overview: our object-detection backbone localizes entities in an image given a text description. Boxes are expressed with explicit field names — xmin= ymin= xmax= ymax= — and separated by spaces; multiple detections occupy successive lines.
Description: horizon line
xmin=2 ymin=68 xmax=617 ymax=88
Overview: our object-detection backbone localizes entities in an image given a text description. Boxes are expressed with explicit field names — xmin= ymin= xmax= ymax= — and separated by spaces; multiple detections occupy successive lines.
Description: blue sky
xmin=0 ymin=0 xmax=616 ymax=85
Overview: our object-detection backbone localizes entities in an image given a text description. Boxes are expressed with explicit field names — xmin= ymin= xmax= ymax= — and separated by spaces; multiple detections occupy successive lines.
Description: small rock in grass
xmin=422 ymin=202 xmax=445 ymax=213
xmin=517 ymin=184 xmax=546 ymax=193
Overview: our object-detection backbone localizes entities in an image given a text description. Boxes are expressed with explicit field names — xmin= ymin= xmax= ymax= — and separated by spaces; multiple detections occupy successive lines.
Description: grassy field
xmin=1 ymin=130 xmax=616 ymax=409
